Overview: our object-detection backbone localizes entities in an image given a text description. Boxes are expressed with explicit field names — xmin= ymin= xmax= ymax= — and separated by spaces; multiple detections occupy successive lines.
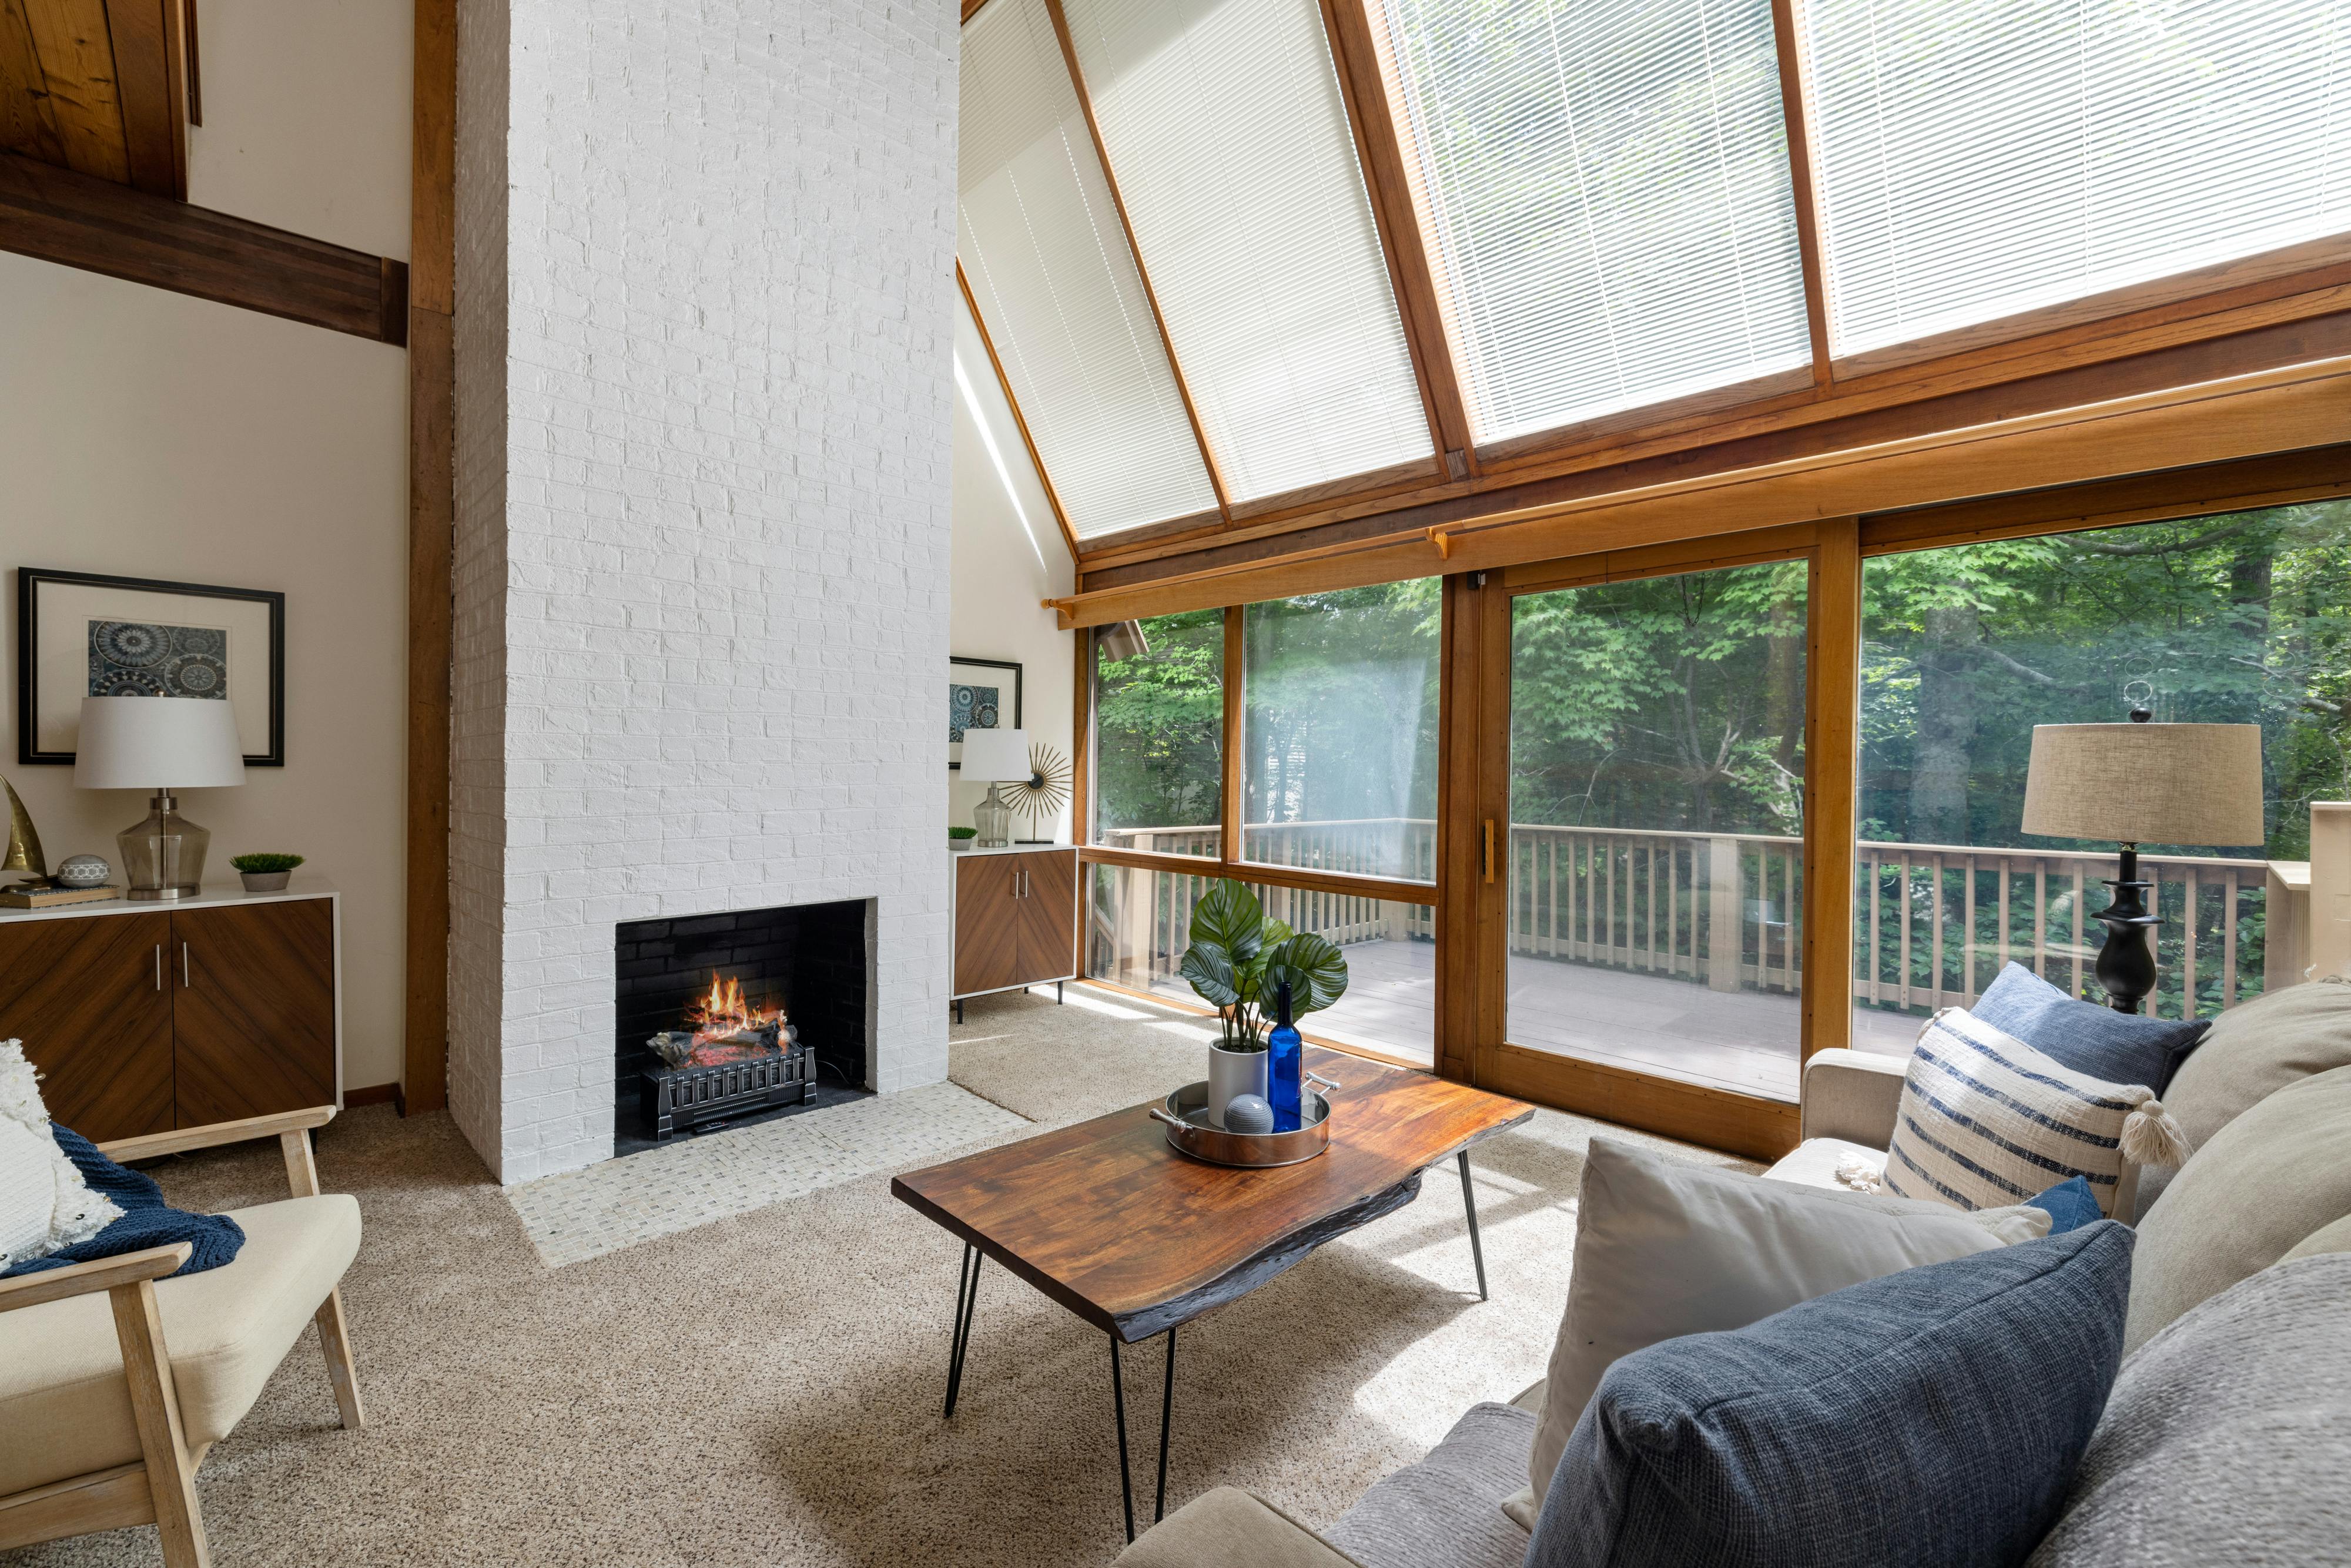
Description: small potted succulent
xmin=1179 ymin=880 xmax=1349 ymax=1127
xmin=948 ymin=825 xmax=977 ymax=852
xmin=232 ymin=852 xmax=304 ymax=893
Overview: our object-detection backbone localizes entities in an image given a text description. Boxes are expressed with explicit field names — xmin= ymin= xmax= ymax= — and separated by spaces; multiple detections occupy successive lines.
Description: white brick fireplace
xmin=448 ymin=0 xmax=957 ymax=1182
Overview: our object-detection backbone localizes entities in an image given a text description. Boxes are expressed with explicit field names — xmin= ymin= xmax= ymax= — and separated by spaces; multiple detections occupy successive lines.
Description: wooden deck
xmin=1132 ymin=938 xmax=1928 ymax=1100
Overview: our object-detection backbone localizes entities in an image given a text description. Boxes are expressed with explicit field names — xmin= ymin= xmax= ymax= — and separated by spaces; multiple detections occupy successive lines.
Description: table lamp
xmin=959 ymin=727 xmax=1029 ymax=850
xmin=2022 ymin=712 xmax=2263 ymax=1013
xmin=73 ymin=696 xmax=246 ymax=900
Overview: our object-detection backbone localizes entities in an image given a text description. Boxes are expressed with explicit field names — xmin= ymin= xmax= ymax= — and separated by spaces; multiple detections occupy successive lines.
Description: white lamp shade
xmin=2022 ymin=722 xmax=2264 ymax=847
xmin=72 ymin=697 xmax=247 ymax=790
xmin=958 ymin=727 xmax=1031 ymax=782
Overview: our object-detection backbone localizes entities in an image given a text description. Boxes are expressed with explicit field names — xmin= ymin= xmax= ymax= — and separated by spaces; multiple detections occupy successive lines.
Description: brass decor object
xmin=3 ymin=776 xmax=53 ymax=888
xmin=1009 ymin=741 xmax=1071 ymax=843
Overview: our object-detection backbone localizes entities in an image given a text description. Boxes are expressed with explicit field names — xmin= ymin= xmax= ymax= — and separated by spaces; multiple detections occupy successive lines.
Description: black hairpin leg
xmin=943 ymin=1244 xmax=982 ymax=1418
xmin=1109 ymin=1326 xmax=1178 ymax=1543
xmin=1458 ymin=1149 xmax=1488 ymax=1301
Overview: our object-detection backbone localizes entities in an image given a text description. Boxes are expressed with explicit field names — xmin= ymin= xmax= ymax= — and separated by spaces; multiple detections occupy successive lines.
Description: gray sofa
xmin=1115 ymin=979 xmax=2351 ymax=1568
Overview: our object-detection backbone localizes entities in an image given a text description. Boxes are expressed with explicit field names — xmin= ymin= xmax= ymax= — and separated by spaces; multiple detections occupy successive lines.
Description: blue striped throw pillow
xmin=1884 ymin=1008 xmax=2192 ymax=1218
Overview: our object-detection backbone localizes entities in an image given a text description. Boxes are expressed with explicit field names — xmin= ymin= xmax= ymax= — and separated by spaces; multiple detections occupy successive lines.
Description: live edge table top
xmin=890 ymin=1047 xmax=1535 ymax=1343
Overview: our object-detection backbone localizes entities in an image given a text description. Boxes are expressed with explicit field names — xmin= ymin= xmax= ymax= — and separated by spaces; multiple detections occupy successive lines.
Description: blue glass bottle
xmin=1267 ymin=979 xmax=1303 ymax=1133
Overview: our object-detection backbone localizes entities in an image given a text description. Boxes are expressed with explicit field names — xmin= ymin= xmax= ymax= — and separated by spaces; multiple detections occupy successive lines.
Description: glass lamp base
xmin=116 ymin=792 xmax=211 ymax=899
xmin=972 ymin=784 xmax=1014 ymax=850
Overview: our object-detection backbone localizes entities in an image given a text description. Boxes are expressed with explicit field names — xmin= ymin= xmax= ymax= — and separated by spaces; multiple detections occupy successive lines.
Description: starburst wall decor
xmin=1008 ymin=741 xmax=1070 ymax=843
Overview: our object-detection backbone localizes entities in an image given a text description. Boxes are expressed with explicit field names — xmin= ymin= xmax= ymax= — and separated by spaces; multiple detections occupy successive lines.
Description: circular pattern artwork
xmin=86 ymin=621 xmax=231 ymax=704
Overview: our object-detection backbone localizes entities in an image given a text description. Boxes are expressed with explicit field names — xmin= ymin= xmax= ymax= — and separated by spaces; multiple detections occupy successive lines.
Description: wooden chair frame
xmin=0 ymin=1106 xmax=363 ymax=1567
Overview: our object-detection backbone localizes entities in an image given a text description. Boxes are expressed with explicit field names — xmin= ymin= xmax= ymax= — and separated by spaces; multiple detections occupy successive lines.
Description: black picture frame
xmin=18 ymin=568 xmax=287 ymax=768
xmin=948 ymin=656 xmax=1023 ymax=772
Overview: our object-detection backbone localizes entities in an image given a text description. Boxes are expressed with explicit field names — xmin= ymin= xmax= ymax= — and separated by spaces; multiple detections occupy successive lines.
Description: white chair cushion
xmin=1761 ymin=1134 xmax=1894 ymax=1192
xmin=0 ymin=1193 xmax=360 ymax=1497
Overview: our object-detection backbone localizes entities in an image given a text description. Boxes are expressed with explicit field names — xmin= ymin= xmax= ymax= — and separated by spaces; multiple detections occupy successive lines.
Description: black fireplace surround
xmin=612 ymin=899 xmax=869 ymax=1144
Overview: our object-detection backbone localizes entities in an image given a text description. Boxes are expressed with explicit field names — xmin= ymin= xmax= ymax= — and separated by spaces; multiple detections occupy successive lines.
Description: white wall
xmin=949 ymin=294 xmax=1078 ymax=841
xmin=449 ymin=0 xmax=960 ymax=1183
xmin=0 ymin=1 xmax=413 ymax=1094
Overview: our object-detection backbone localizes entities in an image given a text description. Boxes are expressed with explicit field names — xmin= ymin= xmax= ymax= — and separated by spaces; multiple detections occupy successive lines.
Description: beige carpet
xmin=9 ymin=987 xmax=1749 ymax=1568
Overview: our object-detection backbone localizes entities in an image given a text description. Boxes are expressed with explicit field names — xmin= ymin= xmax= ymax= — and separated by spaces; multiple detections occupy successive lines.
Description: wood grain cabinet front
xmin=0 ymin=912 xmax=175 ymax=1143
xmin=0 ymin=895 xmax=340 ymax=1140
xmin=950 ymin=849 xmax=1079 ymax=1003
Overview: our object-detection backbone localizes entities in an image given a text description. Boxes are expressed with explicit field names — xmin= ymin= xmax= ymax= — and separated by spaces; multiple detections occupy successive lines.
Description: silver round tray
xmin=1150 ymin=1071 xmax=1341 ymax=1168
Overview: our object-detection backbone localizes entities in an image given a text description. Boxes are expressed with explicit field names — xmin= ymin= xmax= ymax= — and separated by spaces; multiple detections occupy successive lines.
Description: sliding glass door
xmin=1504 ymin=555 xmax=1811 ymax=1103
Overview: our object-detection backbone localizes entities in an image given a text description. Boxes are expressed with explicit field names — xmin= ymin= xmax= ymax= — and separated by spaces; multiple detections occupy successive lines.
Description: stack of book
xmin=0 ymin=884 xmax=122 ymax=910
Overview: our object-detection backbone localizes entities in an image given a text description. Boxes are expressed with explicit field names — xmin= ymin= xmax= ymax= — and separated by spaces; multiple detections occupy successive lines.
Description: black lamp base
xmin=2090 ymin=842 xmax=2161 ymax=1014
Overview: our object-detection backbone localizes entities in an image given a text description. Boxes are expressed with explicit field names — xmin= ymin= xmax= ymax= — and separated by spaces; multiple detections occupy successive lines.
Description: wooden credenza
xmin=0 ymin=887 xmax=341 ymax=1143
xmin=951 ymin=845 xmax=1078 ymax=1016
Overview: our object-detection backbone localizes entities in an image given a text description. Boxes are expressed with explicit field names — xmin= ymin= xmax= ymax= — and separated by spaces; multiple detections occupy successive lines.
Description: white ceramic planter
xmin=1205 ymin=1041 xmax=1270 ymax=1130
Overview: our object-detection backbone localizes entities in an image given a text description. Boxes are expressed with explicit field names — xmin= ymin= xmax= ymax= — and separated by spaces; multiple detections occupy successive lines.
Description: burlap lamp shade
xmin=2022 ymin=723 xmax=2266 ymax=847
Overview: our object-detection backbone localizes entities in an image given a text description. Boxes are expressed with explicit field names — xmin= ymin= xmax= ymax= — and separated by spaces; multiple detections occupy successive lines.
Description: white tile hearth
xmin=507 ymin=1083 xmax=1025 ymax=1268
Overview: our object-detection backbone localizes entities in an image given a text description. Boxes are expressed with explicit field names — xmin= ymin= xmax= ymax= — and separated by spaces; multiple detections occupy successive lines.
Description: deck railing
xmin=1092 ymin=819 xmax=2270 ymax=1021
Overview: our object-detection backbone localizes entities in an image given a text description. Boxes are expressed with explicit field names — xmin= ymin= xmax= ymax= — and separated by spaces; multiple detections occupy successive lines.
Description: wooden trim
xmin=1483 ymin=1043 xmax=1800 ymax=1164
xmin=1434 ymin=569 xmax=1505 ymax=1083
xmin=1499 ymin=521 xmax=1821 ymax=595
xmin=1070 ymin=285 xmax=2351 ymax=577
xmin=342 ymin=1080 xmax=404 ymax=1112
xmin=0 ymin=1463 xmax=156 ymax=1553
xmin=1800 ymin=520 xmax=1860 ymax=1061
xmin=1072 ymin=628 xmax=1093 ymax=959
xmin=404 ymin=0 xmax=455 ymax=1117
xmin=960 ymin=0 xmax=989 ymax=19
xmin=1225 ymin=452 xmax=1445 ymax=525
xmin=1041 ymin=0 xmax=1231 ymax=517
xmin=957 ymin=260 xmax=1081 ymax=564
xmin=1861 ymin=443 xmax=2351 ymax=558
xmin=0 ymin=1241 xmax=189 ymax=1314
xmin=102 ymin=0 xmax=186 ymax=200
xmin=1833 ymin=232 xmax=2351 ymax=381
xmin=0 ymin=150 xmax=409 ymax=341
xmin=1321 ymin=0 xmax=1472 ymax=468
xmin=1221 ymin=605 xmax=1244 ymax=857
xmin=111 ymin=1275 xmax=209 ymax=1568
xmin=1080 ymin=843 xmax=1437 ymax=908
xmin=96 ymin=1104 xmax=336 ymax=1164
xmin=1769 ymin=0 xmax=1831 ymax=385
xmin=178 ymin=0 xmax=195 ymax=125
xmin=1050 ymin=354 xmax=2351 ymax=627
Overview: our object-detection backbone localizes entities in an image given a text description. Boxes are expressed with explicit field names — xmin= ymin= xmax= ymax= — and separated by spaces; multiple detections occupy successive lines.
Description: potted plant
xmin=948 ymin=825 xmax=977 ymax=852
xmin=1178 ymin=880 xmax=1349 ymax=1128
xmin=232 ymin=852 xmax=304 ymax=893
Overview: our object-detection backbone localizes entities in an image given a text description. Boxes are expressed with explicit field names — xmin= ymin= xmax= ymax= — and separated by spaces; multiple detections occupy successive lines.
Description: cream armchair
xmin=0 ymin=1106 xmax=364 ymax=1567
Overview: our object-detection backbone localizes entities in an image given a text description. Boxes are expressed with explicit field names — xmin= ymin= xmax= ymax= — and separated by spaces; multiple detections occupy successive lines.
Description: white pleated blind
xmin=1805 ymin=0 xmax=2351 ymax=360
xmin=1063 ymin=0 xmax=1434 ymax=503
xmin=1378 ymin=0 xmax=1811 ymax=444
xmin=959 ymin=0 xmax=1219 ymax=539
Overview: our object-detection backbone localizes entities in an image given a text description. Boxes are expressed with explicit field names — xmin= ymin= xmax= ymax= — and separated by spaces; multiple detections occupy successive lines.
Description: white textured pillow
xmin=1505 ymin=1136 xmax=2052 ymax=1530
xmin=1886 ymin=1007 xmax=2192 ymax=1218
xmin=0 ymin=1038 xmax=121 ymax=1269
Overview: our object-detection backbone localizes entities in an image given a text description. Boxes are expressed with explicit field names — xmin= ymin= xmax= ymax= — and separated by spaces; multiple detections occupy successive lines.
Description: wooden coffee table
xmin=890 ymin=1047 xmax=1533 ymax=1540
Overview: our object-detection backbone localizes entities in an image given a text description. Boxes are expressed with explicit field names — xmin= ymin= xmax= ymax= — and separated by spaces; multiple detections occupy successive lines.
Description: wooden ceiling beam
xmin=959 ymin=257 xmax=1083 ymax=565
xmin=1041 ymin=0 xmax=1232 ymax=518
xmin=1769 ymin=0 xmax=1833 ymax=386
xmin=0 ymin=149 xmax=407 ymax=342
xmin=1321 ymin=0 xmax=1475 ymax=473
xmin=102 ymin=0 xmax=185 ymax=199
xmin=1046 ymin=353 xmax=2351 ymax=627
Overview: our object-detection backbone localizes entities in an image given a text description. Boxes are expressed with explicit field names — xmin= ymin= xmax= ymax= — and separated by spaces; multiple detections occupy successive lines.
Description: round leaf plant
xmin=1178 ymin=880 xmax=1348 ymax=1049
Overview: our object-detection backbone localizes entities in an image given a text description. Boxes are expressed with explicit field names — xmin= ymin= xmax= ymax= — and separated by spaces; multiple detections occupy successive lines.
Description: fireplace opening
xmin=613 ymin=899 xmax=872 ymax=1157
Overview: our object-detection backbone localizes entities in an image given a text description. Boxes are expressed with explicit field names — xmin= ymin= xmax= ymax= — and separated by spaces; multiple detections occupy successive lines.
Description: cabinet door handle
xmin=155 ymin=944 xmax=163 ymax=991
xmin=182 ymin=942 xmax=190 ymax=989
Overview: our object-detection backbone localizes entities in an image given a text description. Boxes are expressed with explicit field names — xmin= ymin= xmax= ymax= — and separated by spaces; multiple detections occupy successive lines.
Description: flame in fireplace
xmin=684 ymin=972 xmax=783 ymax=1044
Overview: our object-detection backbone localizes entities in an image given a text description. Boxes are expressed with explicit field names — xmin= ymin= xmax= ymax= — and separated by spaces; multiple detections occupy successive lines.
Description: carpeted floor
xmin=8 ymin=988 xmax=1748 ymax=1568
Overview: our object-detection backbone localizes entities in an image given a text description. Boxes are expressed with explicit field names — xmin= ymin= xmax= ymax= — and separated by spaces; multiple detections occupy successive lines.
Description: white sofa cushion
xmin=0 ymin=1192 xmax=360 ymax=1496
xmin=1508 ymin=1138 xmax=2049 ymax=1528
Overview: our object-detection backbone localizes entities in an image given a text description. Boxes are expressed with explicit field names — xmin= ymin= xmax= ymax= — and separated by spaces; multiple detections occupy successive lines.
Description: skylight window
xmin=1377 ymin=0 xmax=1813 ymax=444
xmin=1063 ymin=0 xmax=1434 ymax=502
xmin=1803 ymin=0 xmax=2351 ymax=361
xmin=959 ymin=0 xmax=1220 ymax=538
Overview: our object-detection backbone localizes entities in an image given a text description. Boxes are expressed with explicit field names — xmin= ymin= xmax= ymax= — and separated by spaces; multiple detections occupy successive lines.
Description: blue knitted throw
xmin=2 ymin=1126 xmax=245 ymax=1278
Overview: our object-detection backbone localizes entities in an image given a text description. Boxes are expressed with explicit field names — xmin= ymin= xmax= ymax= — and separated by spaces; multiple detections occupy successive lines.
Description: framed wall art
xmin=948 ymin=656 xmax=1021 ymax=771
xmin=18 ymin=568 xmax=286 ymax=767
